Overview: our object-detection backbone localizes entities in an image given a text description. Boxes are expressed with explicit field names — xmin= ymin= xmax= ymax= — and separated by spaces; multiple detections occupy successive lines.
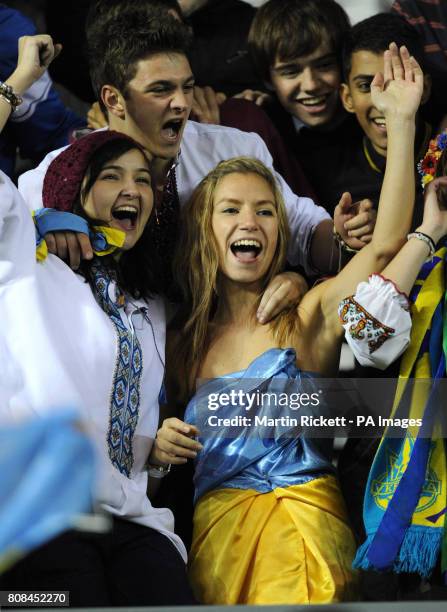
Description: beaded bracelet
xmin=333 ymin=227 xmax=360 ymax=254
xmin=407 ymin=231 xmax=436 ymax=257
xmin=0 ymin=80 xmax=23 ymax=112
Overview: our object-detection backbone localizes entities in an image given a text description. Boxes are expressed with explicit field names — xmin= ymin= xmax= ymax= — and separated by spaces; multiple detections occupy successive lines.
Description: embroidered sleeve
xmin=338 ymin=274 xmax=411 ymax=370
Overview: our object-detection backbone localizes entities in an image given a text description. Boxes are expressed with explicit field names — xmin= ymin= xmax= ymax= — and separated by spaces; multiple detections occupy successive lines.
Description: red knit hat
xmin=42 ymin=130 xmax=146 ymax=211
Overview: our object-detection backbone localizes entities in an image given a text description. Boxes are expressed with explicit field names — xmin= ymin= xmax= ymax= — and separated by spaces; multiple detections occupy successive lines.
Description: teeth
xmin=299 ymin=96 xmax=327 ymax=106
xmin=233 ymin=239 xmax=261 ymax=248
xmin=372 ymin=118 xmax=386 ymax=126
xmin=113 ymin=205 xmax=138 ymax=214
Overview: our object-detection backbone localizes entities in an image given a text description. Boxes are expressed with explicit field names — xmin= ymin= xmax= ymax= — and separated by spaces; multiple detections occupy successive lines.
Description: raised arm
xmin=0 ymin=35 xmax=61 ymax=133
xmin=321 ymin=43 xmax=424 ymax=325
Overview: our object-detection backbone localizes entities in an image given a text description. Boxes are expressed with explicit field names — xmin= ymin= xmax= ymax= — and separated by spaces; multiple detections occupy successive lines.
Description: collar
xmin=362 ymin=121 xmax=432 ymax=175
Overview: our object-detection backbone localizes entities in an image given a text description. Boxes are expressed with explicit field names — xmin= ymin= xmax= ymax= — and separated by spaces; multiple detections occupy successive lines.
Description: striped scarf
xmin=354 ymin=247 xmax=447 ymax=578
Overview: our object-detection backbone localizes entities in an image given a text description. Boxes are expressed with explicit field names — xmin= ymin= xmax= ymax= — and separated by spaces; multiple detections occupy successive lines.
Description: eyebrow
xmin=216 ymin=198 xmax=275 ymax=206
xmin=101 ymin=164 xmax=151 ymax=173
xmin=352 ymin=74 xmax=375 ymax=82
xmin=273 ymin=54 xmax=336 ymax=71
xmin=146 ymin=76 xmax=195 ymax=88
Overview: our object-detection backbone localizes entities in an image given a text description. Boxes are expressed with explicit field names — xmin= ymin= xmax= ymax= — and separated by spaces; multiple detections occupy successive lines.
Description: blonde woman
xmin=151 ymin=45 xmax=447 ymax=604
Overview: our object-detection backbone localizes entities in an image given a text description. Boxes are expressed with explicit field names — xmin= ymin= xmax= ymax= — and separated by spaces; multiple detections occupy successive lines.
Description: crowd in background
xmin=1 ymin=0 xmax=447 ymax=606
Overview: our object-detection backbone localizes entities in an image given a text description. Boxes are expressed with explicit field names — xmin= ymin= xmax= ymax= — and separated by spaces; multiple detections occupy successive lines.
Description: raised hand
xmin=370 ymin=42 xmax=424 ymax=122
xmin=9 ymin=35 xmax=62 ymax=95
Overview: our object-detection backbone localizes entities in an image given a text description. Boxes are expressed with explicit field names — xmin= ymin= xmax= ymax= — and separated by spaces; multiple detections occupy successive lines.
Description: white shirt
xmin=0 ymin=171 xmax=187 ymax=562
xmin=18 ymin=121 xmax=330 ymax=273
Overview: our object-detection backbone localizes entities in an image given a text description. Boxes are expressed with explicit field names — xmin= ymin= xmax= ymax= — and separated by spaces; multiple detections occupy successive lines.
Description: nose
xmin=239 ymin=208 xmax=258 ymax=231
xmin=170 ymin=88 xmax=188 ymax=113
xmin=121 ymin=178 xmax=140 ymax=198
xmin=300 ymin=66 xmax=319 ymax=92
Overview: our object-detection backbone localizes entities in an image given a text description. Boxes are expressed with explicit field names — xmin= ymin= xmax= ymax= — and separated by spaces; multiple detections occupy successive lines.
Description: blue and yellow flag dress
xmin=185 ymin=348 xmax=358 ymax=604
xmin=354 ymin=247 xmax=447 ymax=578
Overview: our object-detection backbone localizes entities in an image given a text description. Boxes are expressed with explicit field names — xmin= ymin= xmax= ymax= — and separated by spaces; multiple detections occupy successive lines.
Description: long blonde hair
xmin=171 ymin=157 xmax=298 ymax=402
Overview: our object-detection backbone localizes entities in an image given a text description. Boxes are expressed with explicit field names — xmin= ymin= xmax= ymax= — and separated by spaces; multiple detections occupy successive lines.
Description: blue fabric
xmin=354 ymin=251 xmax=447 ymax=577
xmin=0 ymin=410 xmax=95 ymax=572
xmin=184 ymin=348 xmax=334 ymax=503
xmin=33 ymin=208 xmax=118 ymax=254
xmin=34 ymin=208 xmax=89 ymax=243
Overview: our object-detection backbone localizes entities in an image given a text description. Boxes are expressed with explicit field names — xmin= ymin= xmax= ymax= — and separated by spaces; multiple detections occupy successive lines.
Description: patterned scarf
xmin=354 ymin=247 xmax=447 ymax=579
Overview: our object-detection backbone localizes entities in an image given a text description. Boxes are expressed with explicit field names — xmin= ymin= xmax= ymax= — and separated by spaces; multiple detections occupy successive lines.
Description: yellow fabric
xmin=35 ymin=239 xmax=48 ymax=262
xmin=189 ymin=476 xmax=358 ymax=604
xmin=91 ymin=225 xmax=126 ymax=256
xmin=372 ymin=246 xmax=446 ymax=529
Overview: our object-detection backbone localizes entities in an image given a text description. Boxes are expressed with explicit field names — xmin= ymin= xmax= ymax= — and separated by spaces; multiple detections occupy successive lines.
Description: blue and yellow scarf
xmin=354 ymin=247 xmax=447 ymax=579
xmin=33 ymin=208 xmax=125 ymax=261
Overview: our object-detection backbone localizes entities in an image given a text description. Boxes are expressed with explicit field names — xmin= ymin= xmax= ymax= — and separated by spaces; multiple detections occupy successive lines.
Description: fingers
xmin=411 ymin=55 xmax=424 ymax=88
xmin=335 ymin=192 xmax=353 ymax=215
xmin=53 ymin=43 xmax=62 ymax=62
xmin=390 ymin=42 xmax=404 ymax=80
xmin=154 ymin=418 xmax=202 ymax=464
xmin=77 ymin=232 xmax=94 ymax=261
xmin=257 ymin=272 xmax=307 ymax=323
xmin=344 ymin=209 xmax=376 ymax=234
xmin=203 ymin=86 xmax=220 ymax=124
xmin=383 ymin=48 xmax=393 ymax=84
xmin=66 ymin=232 xmax=93 ymax=269
xmin=357 ymin=199 xmax=374 ymax=212
xmin=192 ymin=86 xmax=221 ymax=124
xmin=44 ymin=232 xmax=57 ymax=254
xmin=54 ymin=232 xmax=68 ymax=261
xmin=257 ymin=282 xmax=291 ymax=323
xmin=216 ymin=91 xmax=227 ymax=105
xmin=370 ymin=71 xmax=384 ymax=94
xmin=233 ymin=89 xmax=271 ymax=106
xmin=66 ymin=233 xmax=81 ymax=269
xmin=45 ymin=232 xmax=93 ymax=267
xmin=87 ymin=102 xmax=107 ymax=129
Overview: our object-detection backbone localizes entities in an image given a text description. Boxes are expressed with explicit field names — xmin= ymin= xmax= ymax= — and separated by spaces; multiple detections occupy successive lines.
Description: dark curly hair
xmin=86 ymin=1 xmax=192 ymax=113
xmin=342 ymin=13 xmax=426 ymax=81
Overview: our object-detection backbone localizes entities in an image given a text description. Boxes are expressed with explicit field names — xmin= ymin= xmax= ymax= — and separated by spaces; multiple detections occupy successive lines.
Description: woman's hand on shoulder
xmin=150 ymin=417 xmax=203 ymax=465
xmin=257 ymin=271 xmax=308 ymax=324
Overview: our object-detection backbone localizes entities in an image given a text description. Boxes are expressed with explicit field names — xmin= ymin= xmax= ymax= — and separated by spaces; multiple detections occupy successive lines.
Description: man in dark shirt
xmin=339 ymin=13 xmax=434 ymax=221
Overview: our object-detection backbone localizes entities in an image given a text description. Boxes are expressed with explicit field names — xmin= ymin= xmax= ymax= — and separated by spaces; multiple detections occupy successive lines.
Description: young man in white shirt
xmin=19 ymin=1 xmax=375 ymax=322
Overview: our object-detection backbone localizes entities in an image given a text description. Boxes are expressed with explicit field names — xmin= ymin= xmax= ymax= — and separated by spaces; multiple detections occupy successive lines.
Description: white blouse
xmin=0 ymin=171 xmax=186 ymax=562
xmin=339 ymin=274 xmax=412 ymax=369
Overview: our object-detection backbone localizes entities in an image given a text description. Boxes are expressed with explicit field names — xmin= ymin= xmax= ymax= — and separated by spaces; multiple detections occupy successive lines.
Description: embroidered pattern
xmin=92 ymin=262 xmax=143 ymax=477
xmin=339 ymin=297 xmax=395 ymax=354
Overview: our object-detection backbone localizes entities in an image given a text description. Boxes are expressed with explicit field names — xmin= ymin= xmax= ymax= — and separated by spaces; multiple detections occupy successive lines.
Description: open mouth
xmin=112 ymin=205 xmax=138 ymax=231
xmin=297 ymin=94 xmax=330 ymax=107
xmin=230 ymin=239 xmax=262 ymax=262
xmin=294 ymin=93 xmax=333 ymax=114
xmin=371 ymin=117 xmax=387 ymax=129
xmin=161 ymin=118 xmax=183 ymax=141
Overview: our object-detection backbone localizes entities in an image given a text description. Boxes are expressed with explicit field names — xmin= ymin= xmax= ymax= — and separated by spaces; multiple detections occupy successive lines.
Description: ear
xmin=420 ymin=73 xmax=432 ymax=106
xmin=340 ymin=82 xmax=355 ymax=114
xmin=101 ymin=85 xmax=126 ymax=119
